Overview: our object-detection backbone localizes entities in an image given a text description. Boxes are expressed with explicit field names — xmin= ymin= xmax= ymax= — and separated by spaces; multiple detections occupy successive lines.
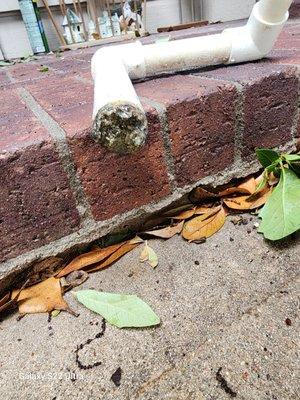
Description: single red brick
xmin=0 ymin=89 xmax=80 ymax=262
xmin=0 ymin=88 xmax=49 ymax=152
xmin=8 ymin=62 xmax=57 ymax=83
xmin=76 ymin=69 xmax=92 ymax=81
xmin=136 ymin=75 xmax=237 ymax=187
xmin=274 ymin=34 xmax=300 ymax=50
xmin=268 ymin=49 xmax=300 ymax=65
xmin=197 ymin=63 xmax=298 ymax=159
xmin=283 ymin=23 xmax=300 ymax=35
xmin=25 ymin=75 xmax=93 ymax=135
xmin=45 ymin=57 xmax=90 ymax=74
xmin=290 ymin=0 xmax=300 ymax=18
xmin=273 ymin=25 xmax=300 ymax=50
xmin=67 ymin=103 xmax=171 ymax=220
xmin=0 ymin=70 xmax=9 ymax=88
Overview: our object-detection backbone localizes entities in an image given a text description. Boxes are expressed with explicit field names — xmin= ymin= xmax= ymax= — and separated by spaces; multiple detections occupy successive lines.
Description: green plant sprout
xmin=256 ymin=148 xmax=300 ymax=241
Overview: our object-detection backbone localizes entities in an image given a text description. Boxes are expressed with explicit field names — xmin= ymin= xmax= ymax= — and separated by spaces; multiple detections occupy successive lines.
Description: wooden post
xmin=41 ymin=0 xmax=67 ymax=45
xmin=143 ymin=0 xmax=147 ymax=31
xmin=88 ymin=0 xmax=100 ymax=35
xmin=72 ymin=0 xmax=79 ymax=14
xmin=120 ymin=0 xmax=128 ymax=34
xmin=61 ymin=0 xmax=76 ymax=43
xmin=106 ymin=0 xmax=115 ymax=36
xmin=76 ymin=0 xmax=88 ymax=41
xmin=133 ymin=0 xmax=140 ymax=34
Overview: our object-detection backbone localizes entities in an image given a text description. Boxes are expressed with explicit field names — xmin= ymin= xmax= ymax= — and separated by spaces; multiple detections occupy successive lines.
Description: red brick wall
xmin=290 ymin=0 xmax=300 ymax=18
xmin=0 ymin=19 xmax=299 ymax=290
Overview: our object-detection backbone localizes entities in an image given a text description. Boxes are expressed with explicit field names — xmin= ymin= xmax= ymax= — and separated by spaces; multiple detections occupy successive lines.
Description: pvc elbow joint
xmin=223 ymin=2 xmax=289 ymax=64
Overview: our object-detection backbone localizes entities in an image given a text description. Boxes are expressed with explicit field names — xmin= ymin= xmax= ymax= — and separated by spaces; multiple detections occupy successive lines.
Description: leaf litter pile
xmin=1 ymin=149 xmax=299 ymax=329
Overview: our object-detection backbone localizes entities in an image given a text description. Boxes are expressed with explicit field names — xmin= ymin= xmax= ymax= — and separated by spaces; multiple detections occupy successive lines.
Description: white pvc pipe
xmin=91 ymin=0 xmax=293 ymax=154
xmin=258 ymin=0 xmax=293 ymax=23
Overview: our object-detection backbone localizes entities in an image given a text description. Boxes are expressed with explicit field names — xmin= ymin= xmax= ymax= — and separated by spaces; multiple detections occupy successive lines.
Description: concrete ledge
xmin=0 ymin=20 xmax=299 ymax=293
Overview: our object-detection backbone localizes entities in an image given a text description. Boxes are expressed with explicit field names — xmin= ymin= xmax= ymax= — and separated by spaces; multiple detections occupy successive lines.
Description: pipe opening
xmin=92 ymin=102 xmax=148 ymax=154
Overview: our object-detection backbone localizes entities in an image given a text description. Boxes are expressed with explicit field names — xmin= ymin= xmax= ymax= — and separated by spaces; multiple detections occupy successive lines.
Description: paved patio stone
xmin=0 ymin=218 xmax=298 ymax=399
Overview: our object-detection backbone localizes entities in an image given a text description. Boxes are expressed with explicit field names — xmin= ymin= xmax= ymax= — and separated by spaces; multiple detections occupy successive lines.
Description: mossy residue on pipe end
xmin=92 ymin=102 xmax=148 ymax=154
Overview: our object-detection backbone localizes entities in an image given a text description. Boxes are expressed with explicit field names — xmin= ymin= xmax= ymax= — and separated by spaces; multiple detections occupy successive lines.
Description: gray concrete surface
xmin=0 ymin=217 xmax=299 ymax=400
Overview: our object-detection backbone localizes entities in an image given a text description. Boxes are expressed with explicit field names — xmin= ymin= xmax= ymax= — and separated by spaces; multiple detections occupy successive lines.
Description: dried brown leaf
xmin=219 ymin=177 xmax=256 ymax=197
xmin=194 ymin=206 xmax=219 ymax=215
xmin=0 ymin=293 xmax=10 ymax=308
xmin=128 ymin=236 xmax=144 ymax=244
xmin=144 ymin=221 xmax=184 ymax=238
xmin=189 ymin=187 xmax=218 ymax=203
xmin=57 ymin=243 xmax=124 ymax=278
xmin=268 ymin=172 xmax=279 ymax=186
xmin=27 ymin=257 xmax=64 ymax=286
xmin=0 ymin=280 xmax=29 ymax=315
xmin=162 ymin=204 xmax=194 ymax=218
xmin=85 ymin=241 xmax=140 ymax=273
xmin=0 ymin=293 xmax=12 ymax=315
xmin=172 ymin=206 xmax=215 ymax=220
xmin=140 ymin=242 xmax=158 ymax=268
xmin=60 ymin=270 xmax=89 ymax=292
xmin=172 ymin=208 xmax=196 ymax=220
xmin=12 ymin=277 xmax=69 ymax=314
xmin=224 ymin=187 xmax=271 ymax=210
xmin=182 ymin=206 xmax=226 ymax=241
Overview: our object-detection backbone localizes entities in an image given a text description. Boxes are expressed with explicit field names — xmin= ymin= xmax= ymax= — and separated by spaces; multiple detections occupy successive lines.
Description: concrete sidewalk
xmin=0 ymin=216 xmax=299 ymax=400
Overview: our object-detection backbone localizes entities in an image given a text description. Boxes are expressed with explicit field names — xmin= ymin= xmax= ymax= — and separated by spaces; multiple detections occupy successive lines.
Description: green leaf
xmin=75 ymin=290 xmax=160 ymax=328
xmin=254 ymin=172 xmax=268 ymax=194
xmin=39 ymin=66 xmax=49 ymax=73
xmin=0 ymin=60 xmax=13 ymax=67
xmin=283 ymin=153 xmax=300 ymax=162
xmin=256 ymin=148 xmax=280 ymax=168
xmin=51 ymin=309 xmax=61 ymax=317
xmin=265 ymin=162 xmax=279 ymax=174
xmin=258 ymin=168 xmax=300 ymax=240
xmin=290 ymin=161 xmax=300 ymax=177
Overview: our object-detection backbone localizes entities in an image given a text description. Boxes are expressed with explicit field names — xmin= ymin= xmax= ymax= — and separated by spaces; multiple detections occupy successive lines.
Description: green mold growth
xmin=92 ymin=102 xmax=148 ymax=154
